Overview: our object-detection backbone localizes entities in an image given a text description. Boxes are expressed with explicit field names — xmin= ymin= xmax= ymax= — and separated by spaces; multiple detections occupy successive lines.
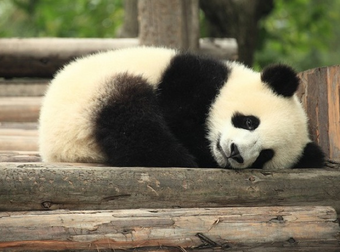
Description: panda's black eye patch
xmin=232 ymin=112 xmax=260 ymax=131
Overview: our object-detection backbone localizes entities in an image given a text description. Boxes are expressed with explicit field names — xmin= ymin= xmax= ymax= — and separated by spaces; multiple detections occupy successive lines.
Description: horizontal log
xmin=0 ymin=128 xmax=38 ymax=136
xmin=0 ymin=151 xmax=40 ymax=162
xmin=0 ymin=163 xmax=339 ymax=213
xmin=0 ymin=206 xmax=338 ymax=251
xmin=0 ymin=78 xmax=48 ymax=97
xmin=0 ymin=97 xmax=42 ymax=122
xmin=0 ymin=136 xmax=38 ymax=151
xmin=0 ymin=38 xmax=237 ymax=78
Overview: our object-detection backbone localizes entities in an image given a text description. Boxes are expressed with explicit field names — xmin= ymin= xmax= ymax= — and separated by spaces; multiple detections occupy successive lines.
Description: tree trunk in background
xmin=118 ymin=0 xmax=139 ymax=38
xmin=200 ymin=0 xmax=274 ymax=66
xmin=138 ymin=0 xmax=199 ymax=51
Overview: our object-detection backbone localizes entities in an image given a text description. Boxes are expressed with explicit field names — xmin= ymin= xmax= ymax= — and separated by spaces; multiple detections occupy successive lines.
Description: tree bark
xmin=138 ymin=0 xmax=199 ymax=51
xmin=200 ymin=0 xmax=274 ymax=66
xmin=0 ymin=206 xmax=338 ymax=251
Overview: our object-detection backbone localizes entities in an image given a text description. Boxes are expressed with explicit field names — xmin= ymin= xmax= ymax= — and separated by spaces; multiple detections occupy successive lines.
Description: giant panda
xmin=39 ymin=46 xmax=324 ymax=169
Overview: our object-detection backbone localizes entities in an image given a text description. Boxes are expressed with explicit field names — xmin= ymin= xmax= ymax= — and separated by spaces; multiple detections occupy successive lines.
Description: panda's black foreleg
xmin=94 ymin=73 xmax=198 ymax=168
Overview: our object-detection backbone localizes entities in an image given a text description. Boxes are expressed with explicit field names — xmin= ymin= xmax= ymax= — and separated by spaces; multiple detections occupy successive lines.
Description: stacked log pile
xmin=0 ymin=38 xmax=339 ymax=251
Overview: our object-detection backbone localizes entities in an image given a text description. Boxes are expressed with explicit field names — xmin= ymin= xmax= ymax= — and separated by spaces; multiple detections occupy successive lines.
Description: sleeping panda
xmin=39 ymin=46 xmax=324 ymax=169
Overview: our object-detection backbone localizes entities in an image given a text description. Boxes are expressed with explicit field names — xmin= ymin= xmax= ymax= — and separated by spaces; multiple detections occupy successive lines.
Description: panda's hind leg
xmin=94 ymin=73 xmax=197 ymax=168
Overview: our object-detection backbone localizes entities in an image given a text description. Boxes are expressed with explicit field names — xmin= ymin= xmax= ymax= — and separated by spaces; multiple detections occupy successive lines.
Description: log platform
xmin=0 ymin=39 xmax=339 ymax=251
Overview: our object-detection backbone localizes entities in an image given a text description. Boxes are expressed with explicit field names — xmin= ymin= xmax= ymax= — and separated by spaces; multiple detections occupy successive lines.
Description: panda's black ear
xmin=261 ymin=64 xmax=300 ymax=97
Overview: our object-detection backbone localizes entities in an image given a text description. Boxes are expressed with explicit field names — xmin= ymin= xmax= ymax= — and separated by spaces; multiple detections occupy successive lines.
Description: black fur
xmin=292 ymin=142 xmax=325 ymax=168
xmin=251 ymin=149 xmax=275 ymax=168
xmin=232 ymin=112 xmax=260 ymax=131
xmin=94 ymin=73 xmax=197 ymax=168
xmin=157 ymin=53 xmax=229 ymax=167
xmin=261 ymin=64 xmax=300 ymax=97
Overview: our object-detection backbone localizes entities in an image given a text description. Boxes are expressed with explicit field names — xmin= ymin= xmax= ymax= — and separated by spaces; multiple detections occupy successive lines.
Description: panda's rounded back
xmin=39 ymin=47 xmax=177 ymax=163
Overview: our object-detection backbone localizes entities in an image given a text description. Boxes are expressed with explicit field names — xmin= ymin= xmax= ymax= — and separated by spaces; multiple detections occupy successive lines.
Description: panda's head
xmin=207 ymin=62 xmax=324 ymax=169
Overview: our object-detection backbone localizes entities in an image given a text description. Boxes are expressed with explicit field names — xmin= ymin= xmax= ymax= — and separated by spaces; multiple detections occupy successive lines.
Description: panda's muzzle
xmin=229 ymin=143 xmax=244 ymax=163
xmin=216 ymin=140 xmax=244 ymax=164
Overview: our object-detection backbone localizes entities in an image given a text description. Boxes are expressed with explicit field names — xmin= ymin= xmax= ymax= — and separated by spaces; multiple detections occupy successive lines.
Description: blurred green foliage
xmin=255 ymin=0 xmax=340 ymax=71
xmin=0 ymin=0 xmax=123 ymax=37
xmin=0 ymin=0 xmax=339 ymax=71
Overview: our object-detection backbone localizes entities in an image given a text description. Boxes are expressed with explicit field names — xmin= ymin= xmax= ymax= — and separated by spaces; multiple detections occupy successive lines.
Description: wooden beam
xmin=0 ymin=163 xmax=339 ymax=213
xmin=298 ymin=66 xmax=340 ymax=162
xmin=0 ymin=206 xmax=339 ymax=251
xmin=0 ymin=97 xmax=41 ymax=122
xmin=0 ymin=38 xmax=237 ymax=78
xmin=0 ymin=151 xmax=40 ymax=162
xmin=0 ymin=78 xmax=48 ymax=97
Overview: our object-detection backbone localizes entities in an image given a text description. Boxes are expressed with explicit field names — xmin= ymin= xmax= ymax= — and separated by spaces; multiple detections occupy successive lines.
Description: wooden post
xmin=138 ymin=0 xmax=199 ymax=51
xmin=118 ymin=0 xmax=139 ymax=38
xmin=0 ymin=206 xmax=339 ymax=251
xmin=298 ymin=66 xmax=340 ymax=162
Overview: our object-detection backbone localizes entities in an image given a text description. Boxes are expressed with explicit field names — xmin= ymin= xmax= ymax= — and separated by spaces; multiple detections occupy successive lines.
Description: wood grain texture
xmin=138 ymin=0 xmax=199 ymax=51
xmin=0 ymin=163 xmax=339 ymax=213
xmin=0 ymin=151 xmax=40 ymax=162
xmin=0 ymin=97 xmax=41 ymax=122
xmin=0 ymin=38 xmax=237 ymax=78
xmin=298 ymin=65 xmax=340 ymax=162
xmin=0 ymin=206 xmax=338 ymax=251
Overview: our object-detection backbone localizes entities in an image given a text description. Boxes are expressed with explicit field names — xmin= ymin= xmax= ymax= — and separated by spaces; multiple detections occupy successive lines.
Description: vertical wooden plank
xmin=298 ymin=66 xmax=340 ymax=161
xmin=327 ymin=66 xmax=340 ymax=161
xmin=138 ymin=0 xmax=199 ymax=51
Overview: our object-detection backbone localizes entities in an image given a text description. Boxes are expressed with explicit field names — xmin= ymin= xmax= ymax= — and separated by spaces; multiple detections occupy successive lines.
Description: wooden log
xmin=0 ymin=164 xmax=339 ymax=213
xmin=0 ymin=78 xmax=48 ymax=97
xmin=298 ymin=66 xmax=340 ymax=162
xmin=0 ymin=206 xmax=338 ymax=251
xmin=0 ymin=97 xmax=42 ymax=122
xmin=0 ymin=38 xmax=237 ymax=78
xmin=0 ymin=136 xmax=38 ymax=151
xmin=0 ymin=151 xmax=40 ymax=162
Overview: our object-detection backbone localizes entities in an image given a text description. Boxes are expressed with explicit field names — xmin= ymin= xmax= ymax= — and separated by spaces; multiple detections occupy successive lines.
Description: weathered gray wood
xmin=0 ymin=78 xmax=48 ymax=97
xmin=0 ymin=163 xmax=339 ymax=213
xmin=0 ymin=206 xmax=338 ymax=251
xmin=138 ymin=0 xmax=199 ymax=51
xmin=0 ymin=38 xmax=237 ymax=78
xmin=0 ymin=151 xmax=40 ymax=162
xmin=298 ymin=66 xmax=340 ymax=162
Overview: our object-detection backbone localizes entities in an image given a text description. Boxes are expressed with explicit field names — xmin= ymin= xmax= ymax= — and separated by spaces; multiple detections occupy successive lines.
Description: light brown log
xmin=0 ymin=206 xmax=338 ymax=251
xmin=0 ymin=163 xmax=339 ymax=213
xmin=298 ymin=66 xmax=340 ymax=162
xmin=0 ymin=78 xmax=48 ymax=97
xmin=0 ymin=136 xmax=38 ymax=151
xmin=0 ymin=97 xmax=41 ymax=122
xmin=0 ymin=38 xmax=237 ymax=78
xmin=0 ymin=128 xmax=38 ymax=136
xmin=0 ymin=151 xmax=40 ymax=162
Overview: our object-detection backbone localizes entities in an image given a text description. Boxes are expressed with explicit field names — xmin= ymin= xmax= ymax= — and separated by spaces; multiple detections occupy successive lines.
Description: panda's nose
xmin=229 ymin=143 xmax=244 ymax=163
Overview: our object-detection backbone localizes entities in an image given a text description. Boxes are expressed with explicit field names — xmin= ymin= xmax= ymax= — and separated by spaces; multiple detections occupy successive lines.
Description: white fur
xmin=207 ymin=61 xmax=310 ymax=169
xmin=39 ymin=47 xmax=176 ymax=163
xmin=40 ymin=47 xmax=310 ymax=169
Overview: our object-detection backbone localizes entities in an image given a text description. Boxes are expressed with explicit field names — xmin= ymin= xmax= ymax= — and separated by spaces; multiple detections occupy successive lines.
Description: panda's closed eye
xmin=232 ymin=112 xmax=260 ymax=131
